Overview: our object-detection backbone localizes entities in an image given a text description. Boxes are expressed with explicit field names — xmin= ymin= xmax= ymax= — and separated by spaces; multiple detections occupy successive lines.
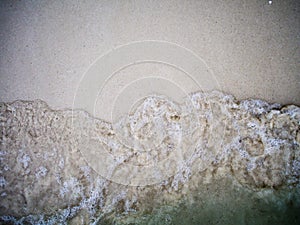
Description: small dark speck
xmin=170 ymin=115 xmax=180 ymax=121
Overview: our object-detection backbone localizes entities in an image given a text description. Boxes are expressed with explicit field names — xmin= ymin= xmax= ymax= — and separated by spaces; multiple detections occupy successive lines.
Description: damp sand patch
xmin=0 ymin=91 xmax=299 ymax=224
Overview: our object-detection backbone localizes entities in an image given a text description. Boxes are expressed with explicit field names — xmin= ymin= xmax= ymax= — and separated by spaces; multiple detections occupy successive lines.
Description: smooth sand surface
xmin=0 ymin=0 xmax=299 ymax=116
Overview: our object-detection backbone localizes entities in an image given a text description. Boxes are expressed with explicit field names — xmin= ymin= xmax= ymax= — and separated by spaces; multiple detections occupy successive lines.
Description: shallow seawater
xmin=114 ymin=179 xmax=300 ymax=225
xmin=0 ymin=91 xmax=299 ymax=224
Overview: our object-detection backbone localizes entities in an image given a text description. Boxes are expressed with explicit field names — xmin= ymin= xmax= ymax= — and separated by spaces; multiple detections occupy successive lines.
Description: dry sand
xmin=0 ymin=0 xmax=299 ymax=113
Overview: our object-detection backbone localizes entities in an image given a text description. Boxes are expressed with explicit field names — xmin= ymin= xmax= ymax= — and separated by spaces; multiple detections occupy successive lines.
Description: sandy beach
xmin=0 ymin=1 xmax=300 ymax=224
xmin=0 ymin=0 xmax=299 ymax=113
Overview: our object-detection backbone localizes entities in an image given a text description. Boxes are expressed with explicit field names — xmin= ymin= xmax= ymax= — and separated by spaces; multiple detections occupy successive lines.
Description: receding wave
xmin=0 ymin=91 xmax=299 ymax=224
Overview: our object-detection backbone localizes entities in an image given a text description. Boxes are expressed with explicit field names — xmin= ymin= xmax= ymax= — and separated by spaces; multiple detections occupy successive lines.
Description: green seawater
xmin=99 ymin=178 xmax=300 ymax=225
